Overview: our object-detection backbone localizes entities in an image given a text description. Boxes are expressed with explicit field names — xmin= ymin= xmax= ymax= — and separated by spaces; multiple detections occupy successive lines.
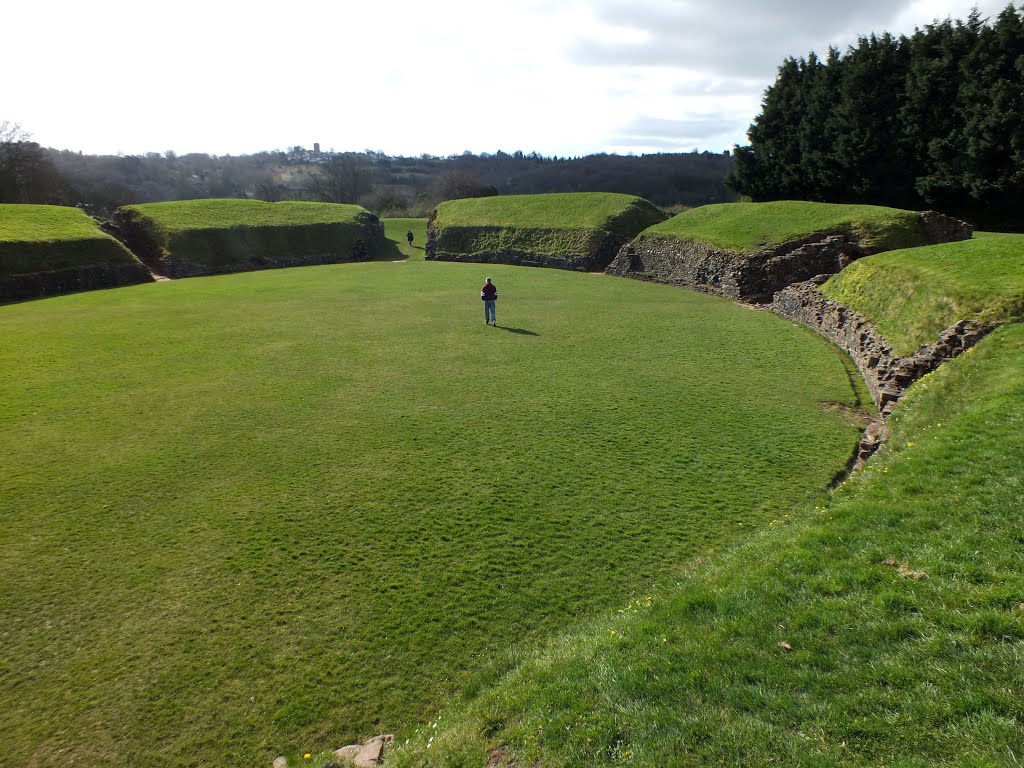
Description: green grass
xmin=430 ymin=194 xmax=666 ymax=265
xmin=381 ymin=217 xmax=428 ymax=261
xmin=433 ymin=193 xmax=665 ymax=237
xmin=0 ymin=262 xmax=863 ymax=767
xmin=820 ymin=233 xmax=1024 ymax=354
xmin=391 ymin=321 xmax=1024 ymax=768
xmin=121 ymin=199 xmax=373 ymax=232
xmin=0 ymin=204 xmax=116 ymax=242
xmin=118 ymin=199 xmax=382 ymax=273
xmin=0 ymin=204 xmax=141 ymax=278
xmin=642 ymin=201 xmax=930 ymax=254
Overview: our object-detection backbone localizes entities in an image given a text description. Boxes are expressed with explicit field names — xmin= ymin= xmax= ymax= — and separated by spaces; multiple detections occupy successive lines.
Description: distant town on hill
xmin=0 ymin=125 xmax=736 ymax=217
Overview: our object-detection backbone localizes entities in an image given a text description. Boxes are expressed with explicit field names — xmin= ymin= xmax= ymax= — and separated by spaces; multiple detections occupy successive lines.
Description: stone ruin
xmin=605 ymin=209 xmax=988 ymax=430
xmin=773 ymin=277 xmax=996 ymax=416
xmin=606 ymin=210 xmax=973 ymax=303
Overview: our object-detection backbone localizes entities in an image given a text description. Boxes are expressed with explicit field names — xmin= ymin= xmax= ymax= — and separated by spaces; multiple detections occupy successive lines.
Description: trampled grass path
xmin=0 ymin=261 xmax=864 ymax=766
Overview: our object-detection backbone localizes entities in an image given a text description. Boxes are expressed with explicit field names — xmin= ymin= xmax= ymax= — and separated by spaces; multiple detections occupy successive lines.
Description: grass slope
xmin=122 ymin=199 xmax=373 ymax=231
xmin=642 ymin=201 xmax=929 ymax=254
xmin=0 ymin=204 xmax=142 ymax=278
xmin=821 ymin=232 xmax=1024 ymax=354
xmin=392 ymin=321 xmax=1024 ymax=768
xmin=432 ymin=193 xmax=665 ymax=237
xmin=0 ymin=262 xmax=862 ymax=767
xmin=118 ymin=199 xmax=381 ymax=273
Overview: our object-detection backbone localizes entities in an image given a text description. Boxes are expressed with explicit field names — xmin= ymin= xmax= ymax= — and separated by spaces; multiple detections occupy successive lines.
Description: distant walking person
xmin=481 ymin=277 xmax=498 ymax=326
xmin=406 ymin=230 xmax=414 ymax=248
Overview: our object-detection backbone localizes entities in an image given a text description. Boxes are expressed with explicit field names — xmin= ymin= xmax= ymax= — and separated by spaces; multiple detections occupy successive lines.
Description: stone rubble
xmin=273 ymin=735 xmax=394 ymax=768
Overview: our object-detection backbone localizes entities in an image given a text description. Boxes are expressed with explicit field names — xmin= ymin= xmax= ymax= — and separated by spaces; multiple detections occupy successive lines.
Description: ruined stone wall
xmin=772 ymin=278 xmax=995 ymax=414
xmin=0 ymin=261 xmax=154 ymax=301
xmin=606 ymin=231 xmax=866 ymax=302
xmin=607 ymin=211 xmax=972 ymax=304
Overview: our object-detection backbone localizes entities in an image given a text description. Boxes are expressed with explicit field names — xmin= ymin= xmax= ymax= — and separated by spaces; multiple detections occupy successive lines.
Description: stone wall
xmin=142 ymin=242 xmax=381 ymax=280
xmin=607 ymin=231 xmax=866 ymax=302
xmin=772 ymin=278 xmax=995 ymax=414
xmin=0 ymin=261 xmax=154 ymax=302
xmin=606 ymin=211 xmax=972 ymax=304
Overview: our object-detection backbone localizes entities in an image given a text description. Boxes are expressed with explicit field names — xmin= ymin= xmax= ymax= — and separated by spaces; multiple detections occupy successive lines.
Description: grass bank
xmin=0 ymin=261 xmax=862 ymax=767
xmin=432 ymin=193 xmax=665 ymax=237
xmin=429 ymin=193 xmax=666 ymax=269
xmin=641 ymin=201 xmax=934 ymax=254
xmin=115 ymin=199 xmax=383 ymax=276
xmin=821 ymin=232 xmax=1024 ymax=354
xmin=0 ymin=204 xmax=148 ymax=295
xmin=391 ymin=320 xmax=1024 ymax=768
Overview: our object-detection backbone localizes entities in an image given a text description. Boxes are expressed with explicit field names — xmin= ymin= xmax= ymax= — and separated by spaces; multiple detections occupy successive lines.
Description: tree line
xmin=0 ymin=125 xmax=736 ymax=217
xmin=729 ymin=4 xmax=1024 ymax=230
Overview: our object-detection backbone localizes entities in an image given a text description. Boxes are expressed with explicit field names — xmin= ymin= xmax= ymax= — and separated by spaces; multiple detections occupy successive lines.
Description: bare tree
xmin=308 ymin=153 xmax=373 ymax=204
xmin=0 ymin=121 xmax=33 ymax=202
xmin=255 ymin=177 xmax=285 ymax=202
xmin=428 ymin=169 xmax=497 ymax=204
xmin=0 ymin=121 xmax=67 ymax=204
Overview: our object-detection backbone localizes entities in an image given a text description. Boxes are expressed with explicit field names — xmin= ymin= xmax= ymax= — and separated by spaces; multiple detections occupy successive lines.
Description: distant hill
xmin=40 ymin=147 xmax=735 ymax=216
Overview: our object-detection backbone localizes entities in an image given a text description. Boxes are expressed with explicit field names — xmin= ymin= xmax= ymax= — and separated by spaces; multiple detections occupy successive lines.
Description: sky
xmin=6 ymin=0 xmax=1015 ymax=158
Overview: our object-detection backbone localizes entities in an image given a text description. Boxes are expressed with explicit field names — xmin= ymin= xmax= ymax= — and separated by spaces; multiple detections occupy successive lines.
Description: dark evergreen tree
xmin=959 ymin=6 xmax=1024 ymax=227
xmin=901 ymin=15 xmax=981 ymax=215
xmin=796 ymin=49 xmax=845 ymax=201
xmin=729 ymin=57 xmax=810 ymax=200
xmin=730 ymin=3 xmax=1024 ymax=230
xmin=828 ymin=33 xmax=913 ymax=207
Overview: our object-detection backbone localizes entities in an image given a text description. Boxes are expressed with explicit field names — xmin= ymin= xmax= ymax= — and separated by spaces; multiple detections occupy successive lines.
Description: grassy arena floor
xmin=393 ymin=322 xmax=1024 ymax=768
xmin=0 ymin=262 xmax=864 ymax=766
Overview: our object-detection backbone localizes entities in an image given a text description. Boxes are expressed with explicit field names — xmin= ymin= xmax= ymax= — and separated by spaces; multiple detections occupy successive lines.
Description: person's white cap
xmin=486 ymin=277 xmax=492 ymax=281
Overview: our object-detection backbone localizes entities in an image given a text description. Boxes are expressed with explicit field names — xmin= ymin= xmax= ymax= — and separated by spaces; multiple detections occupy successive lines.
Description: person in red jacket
xmin=481 ymin=277 xmax=498 ymax=326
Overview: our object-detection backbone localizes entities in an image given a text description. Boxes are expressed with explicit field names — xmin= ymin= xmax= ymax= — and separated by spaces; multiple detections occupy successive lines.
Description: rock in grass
xmin=334 ymin=734 xmax=393 ymax=767
xmin=334 ymin=745 xmax=361 ymax=762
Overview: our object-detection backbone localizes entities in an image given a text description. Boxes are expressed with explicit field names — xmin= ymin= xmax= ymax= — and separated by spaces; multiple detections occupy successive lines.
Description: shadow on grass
xmin=376 ymin=240 xmax=426 ymax=262
xmin=495 ymin=326 xmax=539 ymax=336
xmin=375 ymin=239 xmax=405 ymax=261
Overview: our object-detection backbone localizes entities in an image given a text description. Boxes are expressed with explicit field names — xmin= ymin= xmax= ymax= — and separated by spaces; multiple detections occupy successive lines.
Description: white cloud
xmin=4 ymin=0 xmax=1014 ymax=157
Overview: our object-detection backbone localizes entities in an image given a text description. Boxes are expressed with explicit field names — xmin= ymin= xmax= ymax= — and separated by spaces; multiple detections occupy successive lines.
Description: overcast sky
xmin=6 ymin=0 xmax=1015 ymax=157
